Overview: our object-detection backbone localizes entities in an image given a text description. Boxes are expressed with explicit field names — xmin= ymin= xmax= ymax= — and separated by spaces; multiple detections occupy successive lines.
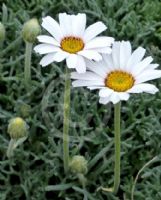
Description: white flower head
xmin=72 ymin=41 xmax=161 ymax=104
xmin=34 ymin=13 xmax=114 ymax=73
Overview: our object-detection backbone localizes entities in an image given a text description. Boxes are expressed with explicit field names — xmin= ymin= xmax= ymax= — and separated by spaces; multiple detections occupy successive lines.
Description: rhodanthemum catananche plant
xmin=71 ymin=41 xmax=161 ymax=194
xmin=34 ymin=13 xmax=114 ymax=73
xmin=34 ymin=13 xmax=114 ymax=174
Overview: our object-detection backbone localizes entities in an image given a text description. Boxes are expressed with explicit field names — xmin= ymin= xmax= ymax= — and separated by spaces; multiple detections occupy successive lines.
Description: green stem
xmin=24 ymin=42 xmax=33 ymax=88
xmin=113 ymin=101 xmax=121 ymax=194
xmin=63 ymin=67 xmax=71 ymax=173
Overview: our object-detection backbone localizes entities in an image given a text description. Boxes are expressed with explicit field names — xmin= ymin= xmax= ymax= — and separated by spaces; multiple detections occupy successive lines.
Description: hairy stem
xmin=24 ymin=42 xmax=32 ymax=88
xmin=63 ymin=67 xmax=71 ymax=173
xmin=113 ymin=101 xmax=121 ymax=194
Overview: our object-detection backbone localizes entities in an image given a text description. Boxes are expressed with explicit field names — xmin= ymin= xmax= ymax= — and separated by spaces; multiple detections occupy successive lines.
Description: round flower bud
xmin=69 ymin=155 xmax=88 ymax=175
xmin=0 ymin=22 xmax=5 ymax=42
xmin=8 ymin=117 xmax=28 ymax=139
xmin=19 ymin=103 xmax=31 ymax=118
xmin=22 ymin=18 xmax=40 ymax=43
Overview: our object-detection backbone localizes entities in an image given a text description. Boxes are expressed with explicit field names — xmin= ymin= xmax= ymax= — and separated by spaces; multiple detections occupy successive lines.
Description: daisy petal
xmin=99 ymin=88 xmax=113 ymax=97
xmin=37 ymin=35 xmax=60 ymax=46
xmin=132 ymin=56 xmax=153 ymax=76
xmin=71 ymin=71 xmax=103 ymax=80
xmin=109 ymin=93 xmax=120 ymax=104
xmin=72 ymin=13 xmax=86 ymax=36
xmin=83 ymin=22 xmax=107 ymax=42
xmin=78 ymin=50 xmax=102 ymax=61
xmin=118 ymin=92 xmax=130 ymax=101
xmin=72 ymin=80 xmax=104 ymax=87
xmin=93 ymin=47 xmax=112 ymax=54
xmin=87 ymin=86 xmax=106 ymax=90
xmin=145 ymin=64 xmax=159 ymax=70
xmin=59 ymin=13 xmax=72 ymax=36
xmin=86 ymin=60 xmax=107 ymax=77
xmin=75 ymin=56 xmax=86 ymax=73
xmin=102 ymin=54 xmax=115 ymax=71
xmin=66 ymin=54 xmax=78 ymax=69
xmin=85 ymin=36 xmax=114 ymax=49
xmin=112 ymin=42 xmax=121 ymax=69
xmin=40 ymin=53 xmax=56 ymax=67
xmin=127 ymin=83 xmax=158 ymax=94
xmin=34 ymin=44 xmax=60 ymax=54
xmin=42 ymin=16 xmax=63 ymax=42
xmin=135 ymin=70 xmax=161 ymax=84
xmin=120 ymin=41 xmax=131 ymax=70
xmin=126 ymin=47 xmax=146 ymax=72
xmin=99 ymin=96 xmax=111 ymax=104
xmin=53 ymin=50 xmax=69 ymax=62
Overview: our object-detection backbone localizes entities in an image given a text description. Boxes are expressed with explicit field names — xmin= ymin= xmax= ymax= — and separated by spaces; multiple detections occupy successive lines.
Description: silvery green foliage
xmin=0 ymin=0 xmax=161 ymax=200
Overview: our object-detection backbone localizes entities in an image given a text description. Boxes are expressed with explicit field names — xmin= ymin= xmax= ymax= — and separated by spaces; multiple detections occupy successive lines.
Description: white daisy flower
xmin=34 ymin=13 xmax=114 ymax=73
xmin=71 ymin=41 xmax=161 ymax=104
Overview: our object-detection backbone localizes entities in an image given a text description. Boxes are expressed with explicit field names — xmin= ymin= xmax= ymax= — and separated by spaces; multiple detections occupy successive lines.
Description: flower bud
xmin=22 ymin=18 xmax=40 ymax=43
xmin=8 ymin=117 xmax=28 ymax=139
xmin=0 ymin=22 xmax=5 ymax=42
xmin=19 ymin=103 xmax=31 ymax=118
xmin=69 ymin=155 xmax=88 ymax=175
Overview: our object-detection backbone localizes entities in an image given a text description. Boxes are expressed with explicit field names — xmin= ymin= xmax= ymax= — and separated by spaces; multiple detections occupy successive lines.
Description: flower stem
xmin=63 ymin=67 xmax=71 ymax=173
xmin=113 ymin=101 xmax=121 ymax=194
xmin=24 ymin=42 xmax=32 ymax=88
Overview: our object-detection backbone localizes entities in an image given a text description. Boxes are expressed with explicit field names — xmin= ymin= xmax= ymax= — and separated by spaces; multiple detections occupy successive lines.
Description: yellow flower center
xmin=61 ymin=36 xmax=84 ymax=53
xmin=105 ymin=70 xmax=135 ymax=92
